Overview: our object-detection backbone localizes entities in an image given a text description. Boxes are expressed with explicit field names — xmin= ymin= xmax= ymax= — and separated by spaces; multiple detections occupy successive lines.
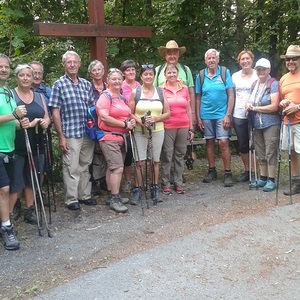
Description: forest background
xmin=0 ymin=0 xmax=299 ymax=88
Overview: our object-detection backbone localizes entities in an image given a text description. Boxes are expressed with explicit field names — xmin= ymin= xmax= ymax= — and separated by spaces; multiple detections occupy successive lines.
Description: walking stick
xmin=288 ymin=118 xmax=293 ymax=205
xmin=130 ymin=129 xmax=149 ymax=213
xmin=248 ymin=119 xmax=258 ymax=190
xmin=276 ymin=117 xmax=284 ymax=205
xmin=44 ymin=129 xmax=56 ymax=212
xmin=24 ymin=128 xmax=51 ymax=237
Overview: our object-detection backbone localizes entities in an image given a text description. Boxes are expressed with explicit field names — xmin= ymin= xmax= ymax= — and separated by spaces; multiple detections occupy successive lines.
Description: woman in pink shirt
xmin=161 ymin=64 xmax=194 ymax=194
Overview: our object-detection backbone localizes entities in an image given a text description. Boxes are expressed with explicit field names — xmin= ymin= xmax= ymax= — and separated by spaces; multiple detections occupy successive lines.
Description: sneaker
xmin=123 ymin=181 xmax=131 ymax=193
xmin=237 ymin=171 xmax=249 ymax=182
xmin=162 ymin=186 xmax=172 ymax=195
xmin=257 ymin=179 xmax=267 ymax=187
xmin=203 ymin=169 xmax=217 ymax=183
xmin=1 ymin=224 xmax=20 ymax=250
xmin=110 ymin=195 xmax=128 ymax=213
xmin=175 ymin=185 xmax=185 ymax=194
xmin=283 ymin=180 xmax=300 ymax=195
xmin=151 ymin=185 xmax=163 ymax=205
xmin=263 ymin=180 xmax=276 ymax=192
xmin=130 ymin=188 xmax=141 ymax=205
xmin=24 ymin=206 xmax=38 ymax=225
xmin=224 ymin=172 xmax=233 ymax=187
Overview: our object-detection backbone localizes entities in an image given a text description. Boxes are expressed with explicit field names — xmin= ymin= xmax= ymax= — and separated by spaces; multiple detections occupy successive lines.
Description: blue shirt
xmin=195 ymin=66 xmax=234 ymax=120
xmin=250 ymin=80 xmax=280 ymax=130
xmin=49 ymin=75 xmax=93 ymax=138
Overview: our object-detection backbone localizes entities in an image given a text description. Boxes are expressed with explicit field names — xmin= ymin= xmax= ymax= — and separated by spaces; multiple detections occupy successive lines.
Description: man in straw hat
xmin=279 ymin=45 xmax=300 ymax=195
xmin=154 ymin=40 xmax=196 ymax=124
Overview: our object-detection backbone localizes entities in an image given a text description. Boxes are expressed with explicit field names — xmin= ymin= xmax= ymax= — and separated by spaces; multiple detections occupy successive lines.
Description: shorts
xmin=100 ymin=140 xmax=125 ymax=171
xmin=131 ymin=130 xmax=164 ymax=162
xmin=233 ymin=117 xmax=249 ymax=154
xmin=0 ymin=152 xmax=14 ymax=189
xmin=281 ymin=123 xmax=300 ymax=153
xmin=10 ymin=153 xmax=45 ymax=193
xmin=202 ymin=118 xmax=231 ymax=140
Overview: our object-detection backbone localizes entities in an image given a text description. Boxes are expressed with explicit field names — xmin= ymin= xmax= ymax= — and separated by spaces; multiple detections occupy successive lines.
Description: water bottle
xmin=87 ymin=119 xmax=94 ymax=128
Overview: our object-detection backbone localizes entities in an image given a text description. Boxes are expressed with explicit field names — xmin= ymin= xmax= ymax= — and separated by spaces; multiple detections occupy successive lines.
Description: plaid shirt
xmin=49 ymin=75 xmax=93 ymax=138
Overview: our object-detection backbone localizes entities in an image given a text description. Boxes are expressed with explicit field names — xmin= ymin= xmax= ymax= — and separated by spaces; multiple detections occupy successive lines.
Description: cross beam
xmin=33 ymin=0 xmax=152 ymax=69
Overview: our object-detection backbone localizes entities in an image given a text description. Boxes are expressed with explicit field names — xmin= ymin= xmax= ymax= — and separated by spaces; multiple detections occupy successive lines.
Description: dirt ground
xmin=0 ymin=154 xmax=296 ymax=300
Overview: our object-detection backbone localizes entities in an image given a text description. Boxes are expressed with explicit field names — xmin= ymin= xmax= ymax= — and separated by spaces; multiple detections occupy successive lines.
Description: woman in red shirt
xmin=161 ymin=64 xmax=194 ymax=194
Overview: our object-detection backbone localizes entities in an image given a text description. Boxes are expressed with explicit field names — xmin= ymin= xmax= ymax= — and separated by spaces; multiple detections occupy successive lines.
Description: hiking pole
xmin=147 ymin=125 xmax=157 ymax=205
xmin=248 ymin=120 xmax=258 ymax=190
xmin=276 ymin=117 xmax=284 ymax=205
xmin=43 ymin=129 xmax=52 ymax=223
xmin=130 ymin=129 xmax=149 ymax=212
xmin=44 ymin=129 xmax=56 ymax=212
xmin=288 ymin=118 xmax=293 ymax=205
xmin=24 ymin=128 xmax=52 ymax=237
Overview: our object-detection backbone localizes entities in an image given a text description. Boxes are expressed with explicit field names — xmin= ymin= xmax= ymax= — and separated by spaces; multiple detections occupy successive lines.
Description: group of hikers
xmin=0 ymin=40 xmax=300 ymax=251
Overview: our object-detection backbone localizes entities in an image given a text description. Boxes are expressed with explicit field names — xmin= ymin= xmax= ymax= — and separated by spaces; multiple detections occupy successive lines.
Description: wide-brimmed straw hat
xmin=280 ymin=45 xmax=300 ymax=59
xmin=158 ymin=40 xmax=186 ymax=58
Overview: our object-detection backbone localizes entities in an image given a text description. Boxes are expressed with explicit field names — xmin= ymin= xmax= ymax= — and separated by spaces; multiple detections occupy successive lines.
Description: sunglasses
xmin=108 ymin=68 xmax=123 ymax=75
xmin=285 ymin=57 xmax=300 ymax=62
xmin=141 ymin=64 xmax=154 ymax=70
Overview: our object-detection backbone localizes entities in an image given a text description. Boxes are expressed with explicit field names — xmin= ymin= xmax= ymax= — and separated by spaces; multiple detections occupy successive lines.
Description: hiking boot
xmin=106 ymin=194 xmax=129 ymax=206
xmin=257 ymin=179 xmax=267 ymax=187
xmin=13 ymin=198 xmax=22 ymax=221
xmin=203 ymin=169 xmax=217 ymax=183
xmin=263 ymin=180 xmax=276 ymax=192
xmin=224 ymin=172 xmax=233 ymax=187
xmin=110 ymin=195 xmax=128 ymax=213
xmin=123 ymin=181 xmax=131 ymax=193
xmin=24 ymin=206 xmax=38 ymax=225
xmin=283 ymin=179 xmax=300 ymax=195
xmin=130 ymin=187 xmax=141 ymax=205
xmin=1 ymin=224 xmax=20 ymax=250
xmin=151 ymin=184 xmax=163 ymax=205
xmin=237 ymin=171 xmax=249 ymax=182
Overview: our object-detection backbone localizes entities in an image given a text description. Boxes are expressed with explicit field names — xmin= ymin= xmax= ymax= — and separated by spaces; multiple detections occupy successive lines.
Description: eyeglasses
xmin=141 ymin=64 xmax=154 ymax=70
xmin=256 ymin=67 xmax=268 ymax=72
xmin=285 ymin=57 xmax=300 ymax=62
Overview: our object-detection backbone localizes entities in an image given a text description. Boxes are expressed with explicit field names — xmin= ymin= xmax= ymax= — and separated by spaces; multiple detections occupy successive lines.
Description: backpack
xmin=156 ymin=63 xmax=188 ymax=86
xmin=134 ymin=85 xmax=164 ymax=114
xmin=198 ymin=66 xmax=227 ymax=88
xmin=86 ymin=91 xmax=126 ymax=142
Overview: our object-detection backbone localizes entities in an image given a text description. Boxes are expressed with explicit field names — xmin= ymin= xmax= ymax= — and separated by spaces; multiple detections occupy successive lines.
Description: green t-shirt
xmin=0 ymin=88 xmax=17 ymax=153
xmin=154 ymin=63 xmax=194 ymax=87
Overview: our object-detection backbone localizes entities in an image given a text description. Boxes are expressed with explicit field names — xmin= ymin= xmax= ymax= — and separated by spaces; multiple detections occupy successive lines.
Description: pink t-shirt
xmin=96 ymin=92 xmax=131 ymax=142
xmin=163 ymin=82 xmax=190 ymax=129
xmin=122 ymin=81 xmax=140 ymax=103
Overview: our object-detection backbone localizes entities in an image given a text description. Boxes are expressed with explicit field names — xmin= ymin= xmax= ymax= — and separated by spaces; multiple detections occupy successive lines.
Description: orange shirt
xmin=280 ymin=71 xmax=300 ymax=125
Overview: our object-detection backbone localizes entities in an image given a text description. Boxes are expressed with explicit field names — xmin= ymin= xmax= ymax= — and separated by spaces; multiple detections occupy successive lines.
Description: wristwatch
xmin=297 ymin=104 xmax=300 ymax=110
xmin=226 ymin=114 xmax=231 ymax=118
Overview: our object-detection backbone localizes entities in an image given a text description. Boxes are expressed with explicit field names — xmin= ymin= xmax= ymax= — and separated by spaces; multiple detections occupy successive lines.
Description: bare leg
xmin=219 ymin=139 xmax=231 ymax=170
xmin=0 ymin=186 xmax=10 ymax=223
xmin=206 ymin=139 xmax=215 ymax=168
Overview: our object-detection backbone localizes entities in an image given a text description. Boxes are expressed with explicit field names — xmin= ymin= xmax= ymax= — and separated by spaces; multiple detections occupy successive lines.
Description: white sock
xmin=2 ymin=220 xmax=11 ymax=227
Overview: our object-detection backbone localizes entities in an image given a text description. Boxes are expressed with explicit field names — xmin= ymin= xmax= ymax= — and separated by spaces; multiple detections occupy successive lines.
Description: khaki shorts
xmin=100 ymin=140 xmax=125 ymax=171
xmin=281 ymin=123 xmax=300 ymax=154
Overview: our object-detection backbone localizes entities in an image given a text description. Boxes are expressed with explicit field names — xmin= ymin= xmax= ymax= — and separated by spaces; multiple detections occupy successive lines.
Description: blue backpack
xmin=86 ymin=91 xmax=126 ymax=142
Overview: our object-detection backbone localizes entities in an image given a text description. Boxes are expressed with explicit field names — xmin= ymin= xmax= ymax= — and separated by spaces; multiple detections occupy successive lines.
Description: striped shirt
xmin=49 ymin=75 xmax=93 ymax=138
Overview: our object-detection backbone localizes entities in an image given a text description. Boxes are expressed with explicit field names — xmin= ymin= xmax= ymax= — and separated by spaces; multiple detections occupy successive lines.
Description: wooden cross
xmin=33 ymin=0 xmax=152 ymax=69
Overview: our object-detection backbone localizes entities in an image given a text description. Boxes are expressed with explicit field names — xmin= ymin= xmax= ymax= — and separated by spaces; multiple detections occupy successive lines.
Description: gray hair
xmin=88 ymin=60 xmax=104 ymax=73
xmin=14 ymin=64 xmax=34 ymax=76
xmin=62 ymin=51 xmax=81 ymax=63
xmin=0 ymin=53 xmax=10 ymax=64
xmin=28 ymin=61 xmax=44 ymax=73
xmin=205 ymin=49 xmax=220 ymax=59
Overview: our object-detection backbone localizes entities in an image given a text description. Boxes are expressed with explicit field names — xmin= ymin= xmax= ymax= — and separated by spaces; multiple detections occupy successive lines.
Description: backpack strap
xmin=155 ymin=64 xmax=165 ymax=86
xmin=179 ymin=63 xmax=189 ymax=83
xmin=199 ymin=66 xmax=227 ymax=89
